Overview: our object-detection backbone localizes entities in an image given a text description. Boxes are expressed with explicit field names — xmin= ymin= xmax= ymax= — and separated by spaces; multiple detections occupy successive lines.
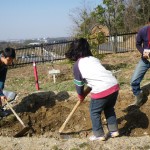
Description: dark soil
xmin=0 ymin=88 xmax=150 ymax=139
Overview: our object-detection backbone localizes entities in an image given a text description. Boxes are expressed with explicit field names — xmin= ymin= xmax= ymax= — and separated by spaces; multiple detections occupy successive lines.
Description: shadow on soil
xmin=14 ymin=91 xmax=70 ymax=113
xmin=118 ymin=105 xmax=149 ymax=136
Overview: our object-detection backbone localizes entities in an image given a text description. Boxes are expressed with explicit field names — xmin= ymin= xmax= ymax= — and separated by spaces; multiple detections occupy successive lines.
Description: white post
xmin=53 ymin=74 xmax=56 ymax=83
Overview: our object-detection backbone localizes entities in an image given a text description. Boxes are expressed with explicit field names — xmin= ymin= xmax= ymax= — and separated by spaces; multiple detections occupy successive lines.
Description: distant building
xmin=91 ymin=25 xmax=109 ymax=36
xmin=90 ymin=25 xmax=109 ymax=44
xmin=28 ymin=42 xmax=40 ymax=45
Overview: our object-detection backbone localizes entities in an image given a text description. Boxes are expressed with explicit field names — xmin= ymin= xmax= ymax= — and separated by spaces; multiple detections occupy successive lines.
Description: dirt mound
xmin=0 ymin=88 xmax=150 ymax=138
xmin=0 ymin=91 xmax=91 ymax=138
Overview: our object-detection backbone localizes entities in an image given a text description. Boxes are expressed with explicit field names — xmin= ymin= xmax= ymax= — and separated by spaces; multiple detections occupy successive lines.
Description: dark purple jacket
xmin=136 ymin=25 xmax=150 ymax=62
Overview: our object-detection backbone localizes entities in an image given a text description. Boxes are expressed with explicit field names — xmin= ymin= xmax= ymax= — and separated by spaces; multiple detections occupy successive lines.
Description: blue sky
xmin=0 ymin=0 xmax=101 ymax=41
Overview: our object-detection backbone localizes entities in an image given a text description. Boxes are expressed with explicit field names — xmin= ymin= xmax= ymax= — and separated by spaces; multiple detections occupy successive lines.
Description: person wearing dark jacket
xmin=131 ymin=17 xmax=150 ymax=106
xmin=0 ymin=47 xmax=16 ymax=117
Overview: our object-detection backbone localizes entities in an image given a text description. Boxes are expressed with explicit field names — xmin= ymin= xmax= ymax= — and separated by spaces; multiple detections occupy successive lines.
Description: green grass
xmin=70 ymin=148 xmax=80 ymax=150
xmin=6 ymin=51 xmax=150 ymax=95
xmin=78 ymin=142 xmax=90 ymax=148
xmin=6 ymin=62 xmax=75 ymax=94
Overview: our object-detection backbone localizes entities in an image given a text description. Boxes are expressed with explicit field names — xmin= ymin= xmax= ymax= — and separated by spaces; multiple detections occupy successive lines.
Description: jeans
xmin=90 ymin=91 xmax=118 ymax=137
xmin=131 ymin=58 xmax=150 ymax=96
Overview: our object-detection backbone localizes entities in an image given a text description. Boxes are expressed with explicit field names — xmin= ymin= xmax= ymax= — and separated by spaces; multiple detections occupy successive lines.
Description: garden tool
xmin=59 ymin=87 xmax=91 ymax=133
xmin=59 ymin=100 xmax=81 ymax=133
xmin=4 ymin=98 xmax=30 ymax=137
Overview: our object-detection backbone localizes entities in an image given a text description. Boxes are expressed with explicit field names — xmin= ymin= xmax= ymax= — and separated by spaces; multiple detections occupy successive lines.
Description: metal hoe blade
xmin=14 ymin=126 xmax=30 ymax=137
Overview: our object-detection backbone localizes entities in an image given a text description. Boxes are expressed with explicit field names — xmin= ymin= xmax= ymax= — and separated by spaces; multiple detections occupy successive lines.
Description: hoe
xmin=4 ymin=99 xmax=30 ymax=137
xmin=3 ymin=90 xmax=30 ymax=137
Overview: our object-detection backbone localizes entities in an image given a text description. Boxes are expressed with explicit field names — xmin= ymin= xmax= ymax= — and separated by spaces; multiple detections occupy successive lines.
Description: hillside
xmin=0 ymin=50 xmax=150 ymax=149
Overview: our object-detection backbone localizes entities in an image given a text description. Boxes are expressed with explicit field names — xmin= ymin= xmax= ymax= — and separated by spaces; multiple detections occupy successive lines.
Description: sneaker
xmin=110 ymin=131 xmax=119 ymax=137
xmin=89 ymin=135 xmax=106 ymax=141
xmin=106 ymin=131 xmax=119 ymax=138
xmin=131 ymin=90 xmax=148 ymax=107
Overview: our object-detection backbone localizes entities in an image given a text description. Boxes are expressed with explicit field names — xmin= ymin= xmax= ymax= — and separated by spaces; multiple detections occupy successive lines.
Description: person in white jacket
xmin=65 ymin=38 xmax=120 ymax=141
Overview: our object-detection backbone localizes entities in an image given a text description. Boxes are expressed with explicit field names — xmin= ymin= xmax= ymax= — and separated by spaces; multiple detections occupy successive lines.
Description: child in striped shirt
xmin=65 ymin=38 xmax=119 ymax=141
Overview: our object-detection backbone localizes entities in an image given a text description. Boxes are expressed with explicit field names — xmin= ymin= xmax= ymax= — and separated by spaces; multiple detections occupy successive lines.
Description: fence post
xmin=33 ymin=61 xmax=40 ymax=90
xmin=41 ymin=44 xmax=44 ymax=63
xmin=113 ymin=34 xmax=117 ymax=53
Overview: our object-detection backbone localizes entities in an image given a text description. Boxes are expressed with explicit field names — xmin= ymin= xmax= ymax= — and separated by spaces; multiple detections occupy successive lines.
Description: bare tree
xmin=124 ymin=0 xmax=150 ymax=31
xmin=69 ymin=0 xmax=98 ymax=38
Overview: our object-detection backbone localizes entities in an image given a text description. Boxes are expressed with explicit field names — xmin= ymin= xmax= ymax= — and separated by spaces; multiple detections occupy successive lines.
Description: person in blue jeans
xmin=131 ymin=17 xmax=150 ymax=106
xmin=65 ymin=38 xmax=120 ymax=141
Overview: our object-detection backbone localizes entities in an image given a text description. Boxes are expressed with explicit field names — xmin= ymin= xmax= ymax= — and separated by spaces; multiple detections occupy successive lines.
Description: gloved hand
xmin=79 ymin=97 xmax=85 ymax=102
xmin=0 ymin=95 xmax=7 ymax=104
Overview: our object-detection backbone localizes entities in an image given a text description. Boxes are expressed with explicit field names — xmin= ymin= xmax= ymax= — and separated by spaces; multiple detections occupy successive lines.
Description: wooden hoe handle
xmin=4 ymin=99 xmax=26 ymax=128
xmin=59 ymin=100 xmax=81 ymax=133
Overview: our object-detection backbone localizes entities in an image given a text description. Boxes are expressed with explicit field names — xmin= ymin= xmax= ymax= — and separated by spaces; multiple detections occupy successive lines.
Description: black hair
xmin=65 ymin=38 xmax=93 ymax=61
xmin=2 ymin=47 xmax=16 ymax=58
xmin=149 ymin=17 xmax=150 ymax=22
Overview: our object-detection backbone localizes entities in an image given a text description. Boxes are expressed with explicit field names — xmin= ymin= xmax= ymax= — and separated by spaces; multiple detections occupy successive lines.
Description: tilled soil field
xmin=0 ymin=89 xmax=150 ymax=150
xmin=0 ymin=89 xmax=150 ymax=138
